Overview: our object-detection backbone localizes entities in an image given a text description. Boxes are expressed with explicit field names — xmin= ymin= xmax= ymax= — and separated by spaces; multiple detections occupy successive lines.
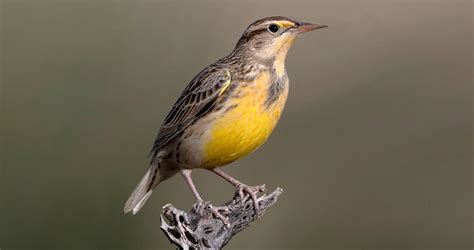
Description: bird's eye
xmin=268 ymin=24 xmax=279 ymax=33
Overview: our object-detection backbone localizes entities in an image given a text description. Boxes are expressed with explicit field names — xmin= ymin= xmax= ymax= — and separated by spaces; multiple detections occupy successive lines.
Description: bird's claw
xmin=206 ymin=204 xmax=230 ymax=228
xmin=236 ymin=183 xmax=265 ymax=213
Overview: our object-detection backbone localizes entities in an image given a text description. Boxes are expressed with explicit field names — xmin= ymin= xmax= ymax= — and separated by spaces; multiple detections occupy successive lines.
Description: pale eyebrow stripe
xmin=273 ymin=20 xmax=295 ymax=28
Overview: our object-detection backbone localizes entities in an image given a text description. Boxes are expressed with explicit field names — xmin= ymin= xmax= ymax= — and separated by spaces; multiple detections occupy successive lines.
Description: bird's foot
xmin=235 ymin=183 xmax=266 ymax=214
xmin=194 ymin=201 xmax=230 ymax=228
xmin=206 ymin=204 xmax=230 ymax=228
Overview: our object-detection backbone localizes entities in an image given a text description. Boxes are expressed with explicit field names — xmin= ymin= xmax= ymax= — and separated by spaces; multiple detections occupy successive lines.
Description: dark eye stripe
xmin=243 ymin=28 xmax=268 ymax=39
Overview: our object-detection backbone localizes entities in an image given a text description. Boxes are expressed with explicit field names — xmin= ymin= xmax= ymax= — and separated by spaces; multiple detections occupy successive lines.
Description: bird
xmin=124 ymin=16 xmax=327 ymax=223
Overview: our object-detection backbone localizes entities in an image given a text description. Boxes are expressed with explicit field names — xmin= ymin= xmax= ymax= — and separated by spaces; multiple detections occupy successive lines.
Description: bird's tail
xmin=123 ymin=163 xmax=161 ymax=215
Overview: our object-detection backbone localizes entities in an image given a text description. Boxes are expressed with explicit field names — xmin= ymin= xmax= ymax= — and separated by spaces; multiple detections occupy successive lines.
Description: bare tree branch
xmin=160 ymin=187 xmax=283 ymax=249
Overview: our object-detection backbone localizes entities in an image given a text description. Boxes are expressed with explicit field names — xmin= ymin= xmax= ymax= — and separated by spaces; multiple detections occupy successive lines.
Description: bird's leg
xmin=209 ymin=168 xmax=265 ymax=213
xmin=180 ymin=169 xmax=203 ymax=202
xmin=179 ymin=169 xmax=229 ymax=226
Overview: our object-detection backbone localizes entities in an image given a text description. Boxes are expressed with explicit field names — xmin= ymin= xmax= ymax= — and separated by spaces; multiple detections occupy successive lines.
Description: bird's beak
xmin=294 ymin=22 xmax=328 ymax=34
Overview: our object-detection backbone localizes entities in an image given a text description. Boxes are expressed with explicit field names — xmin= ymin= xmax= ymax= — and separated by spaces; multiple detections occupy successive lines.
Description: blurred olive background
xmin=0 ymin=0 xmax=472 ymax=249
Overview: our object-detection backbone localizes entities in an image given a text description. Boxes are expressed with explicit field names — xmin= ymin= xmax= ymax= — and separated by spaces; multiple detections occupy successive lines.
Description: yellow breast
xmin=201 ymin=72 xmax=288 ymax=168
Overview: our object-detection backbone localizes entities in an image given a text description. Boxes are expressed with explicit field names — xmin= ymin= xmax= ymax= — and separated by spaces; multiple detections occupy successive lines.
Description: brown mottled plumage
xmin=124 ymin=16 xmax=327 ymax=223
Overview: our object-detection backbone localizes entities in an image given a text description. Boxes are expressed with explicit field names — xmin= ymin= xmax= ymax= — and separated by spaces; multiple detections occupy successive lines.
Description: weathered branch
xmin=160 ymin=187 xmax=283 ymax=249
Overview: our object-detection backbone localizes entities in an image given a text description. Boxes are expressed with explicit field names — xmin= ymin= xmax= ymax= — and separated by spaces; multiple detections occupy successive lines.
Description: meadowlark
xmin=124 ymin=16 xmax=327 ymax=222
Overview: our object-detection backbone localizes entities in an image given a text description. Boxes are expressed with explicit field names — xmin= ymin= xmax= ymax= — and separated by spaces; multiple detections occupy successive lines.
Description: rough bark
xmin=160 ymin=187 xmax=283 ymax=249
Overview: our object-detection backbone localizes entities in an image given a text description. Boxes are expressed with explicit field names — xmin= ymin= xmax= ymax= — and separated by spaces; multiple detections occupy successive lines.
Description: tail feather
xmin=131 ymin=190 xmax=153 ymax=215
xmin=124 ymin=165 xmax=160 ymax=214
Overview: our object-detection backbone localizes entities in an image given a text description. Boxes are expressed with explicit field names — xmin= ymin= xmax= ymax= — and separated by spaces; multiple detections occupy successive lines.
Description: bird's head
xmin=234 ymin=16 xmax=327 ymax=65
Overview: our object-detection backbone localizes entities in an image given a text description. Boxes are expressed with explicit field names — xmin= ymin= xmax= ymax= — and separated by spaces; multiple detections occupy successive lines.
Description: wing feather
xmin=149 ymin=66 xmax=231 ymax=158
